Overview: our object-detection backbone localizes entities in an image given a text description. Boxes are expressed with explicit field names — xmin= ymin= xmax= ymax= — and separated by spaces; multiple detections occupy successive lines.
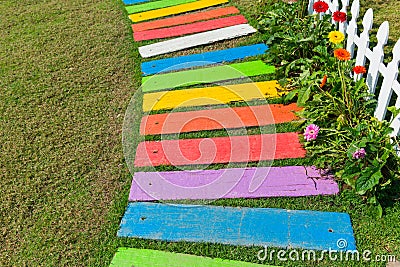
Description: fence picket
xmin=364 ymin=22 xmax=388 ymax=90
xmin=374 ymin=40 xmax=400 ymax=123
xmin=345 ymin=0 xmax=360 ymax=56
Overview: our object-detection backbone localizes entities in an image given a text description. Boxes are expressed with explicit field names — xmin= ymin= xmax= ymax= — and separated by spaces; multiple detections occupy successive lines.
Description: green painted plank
xmin=110 ymin=248 xmax=277 ymax=267
xmin=126 ymin=0 xmax=197 ymax=14
xmin=141 ymin=60 xmax=275 ymax=92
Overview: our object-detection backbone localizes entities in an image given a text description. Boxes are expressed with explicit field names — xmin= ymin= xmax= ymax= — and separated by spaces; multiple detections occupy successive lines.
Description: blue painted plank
xmin=118 ymin=202 xmax=357 ymax=251
xmin=123 ymin=0 xmax=151 ymax=5
xmin=140 ymin=44 xmax=268 ymax=76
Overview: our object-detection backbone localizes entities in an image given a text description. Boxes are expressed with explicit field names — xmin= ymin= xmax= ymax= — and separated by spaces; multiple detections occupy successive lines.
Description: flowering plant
xmin=295 ymin=31 xmax=400 ymax=217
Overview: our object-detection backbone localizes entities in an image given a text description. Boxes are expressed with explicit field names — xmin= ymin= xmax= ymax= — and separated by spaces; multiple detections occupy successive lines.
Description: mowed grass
xmin=0 ymin=0 xmax=399 ymax=267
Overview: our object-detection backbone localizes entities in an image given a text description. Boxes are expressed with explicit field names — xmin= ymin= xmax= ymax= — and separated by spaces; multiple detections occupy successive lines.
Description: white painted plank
xmin=138 ymin=24 xmax=257 ymax=58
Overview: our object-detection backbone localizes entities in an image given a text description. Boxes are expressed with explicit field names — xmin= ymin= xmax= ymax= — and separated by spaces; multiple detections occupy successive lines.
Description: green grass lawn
xmin=0 ymin=0 xmax=399 ymax=266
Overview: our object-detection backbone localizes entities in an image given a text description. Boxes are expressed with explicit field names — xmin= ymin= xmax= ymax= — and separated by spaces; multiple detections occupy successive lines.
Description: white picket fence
xmin=308 ymin=0 xmax=400 ymax=138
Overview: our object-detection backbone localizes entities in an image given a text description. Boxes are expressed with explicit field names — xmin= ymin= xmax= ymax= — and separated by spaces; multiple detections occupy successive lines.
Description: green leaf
xmin=372 ymin=203 xmax=383 ymax=218
xmin=355 ymin=170 xmax=382 ymax=193
xmin=297 ymin=87 xmax=311 ymax=106
xmin=284 ymin=90 xmax=297 ymax=102
xmin=388 ymin=106 xmax=400 ymax=119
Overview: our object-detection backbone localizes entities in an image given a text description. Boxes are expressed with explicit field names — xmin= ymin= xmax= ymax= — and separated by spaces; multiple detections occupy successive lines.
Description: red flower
xmin=313 ymin=1 xmax=329 ymax=13
xmin=334 ymin=48 xmax=351 ymax=61
xmin=320 ymin=75 xmax=327 ymax=88
xmin=353 ymin=66 xmax=367 ymax=74
xmin=332 ymin=11 xmax=347 ymax=22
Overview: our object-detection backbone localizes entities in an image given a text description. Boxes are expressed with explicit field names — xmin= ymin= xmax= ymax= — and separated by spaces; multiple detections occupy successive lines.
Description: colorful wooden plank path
xmin=126 ymin=0 xmax=197 ymax=14
xmin=110 ymin=248 xmax=273 ymax=267
xmin=141 ymin=43 xmax=268 ymax=76
xmin=132 ymin=6 xmax=240 ymax=32
xmin=140 ymin=103 xmax=301 ymax=135
xmin=139 ymin=24 xmax=257 ymax=58
xmin=134 ymin=132 xmax=305 ymax=167
xmin=123 ymin=0 xmax=150 ymax=5
xmin=129 ymin=0 xmax=229 ymax=22
xmin=134 ymin=15 xmax=248 ymax=41
xmin=141 ymin=60 xmax=275 ymax=92
xmin=129 ymin=166 xmax=339 ymax=201
xmin=142 ymin=81 xmax=280 ymax=112
xmin=117 ymin=202 xmax=357 ymax=251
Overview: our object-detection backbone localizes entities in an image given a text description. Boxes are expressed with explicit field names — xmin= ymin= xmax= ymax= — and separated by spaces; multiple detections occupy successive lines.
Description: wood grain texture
xmin=129 ymin=0 xmax=229 ymax=22
xmin=126 ymin=0 xmax=196 ymax=14
xmin=132 ymin=6 xmax=240 ymax=32
xmin=117 ymin=202 xmax=357 ymax=251
xmin=140 ymin=103 xmax=301 ymax=135
xmin=134 ymin=15 xmax=248 ymax=41
xmin=110 ymin=248 xmax=274 ymax=267
xmin=141 ymin=60 xmax=275 ymax=92
xmin=129 ymin=166 xmax=339 ymax=201
xmin=141 ymin=43 xmax=268 ymax=76
xmin=138 ymin=24 xmax=256 ymax=58
xmin=142 ymin=81 xmax=280 ymax=112
xmin=134 ymin=132 xmax=306 ymax=167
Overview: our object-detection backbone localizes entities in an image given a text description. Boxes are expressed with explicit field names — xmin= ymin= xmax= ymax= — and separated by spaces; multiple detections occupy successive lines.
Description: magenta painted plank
xmin=134 ymin=133 xmax=306 ymax=167
xmin=134 ymin=15 xmax=248 ymax=41
xmin=129 ymin=166 xmax=339 ymax=201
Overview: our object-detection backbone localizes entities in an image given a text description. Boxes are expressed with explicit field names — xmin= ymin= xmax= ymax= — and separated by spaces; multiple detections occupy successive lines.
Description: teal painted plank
xmin=141 ymin=60 xmax=275 ymax=92
xmin=141 ymin=44 xmax=269 ymax=76
xmin=124 ymin=0 xmax=150 ymax=4
xmin=118 ymin=202 xmax=357 ymax=251
xmin=110 ymin=248 xmax=276 ymax=266
xmin=126 ymin=0 xmax=196 ymax=14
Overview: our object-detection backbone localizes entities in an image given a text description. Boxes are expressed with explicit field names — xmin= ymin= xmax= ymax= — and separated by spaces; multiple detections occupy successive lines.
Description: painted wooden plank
xmin=140 ymin=103 xmax=301 ymax=135
xmin=123 ymin=0 xmax=150 ymax=5
xmin=132 ymin=6 xmax=240 ymax=32
xmin=134 ymin=132 xmax=306 ymax=167
xmin=142 ymin=81 xmax=280 ymax=112
xmin=117 ymin=202 xmax=357 ymax=251
xmin=141 ymin=60 xmax=275 ymax=92
xmin=134 ymin=15 xmax=248 ymax=41
xmin=129 ymin=0 xmax=229 ymax=22
xmin=129 ymin=166 xmax=339 ymax=201
xmin=110 ymin=248 xmax=274 ymax=267
xmin=141 ymin=43 xmax=268 ymax=76
xmin=126 ymin=0 xmax=196 ymax=14
xmin=139 ymin=24 xmax=257 ymax=58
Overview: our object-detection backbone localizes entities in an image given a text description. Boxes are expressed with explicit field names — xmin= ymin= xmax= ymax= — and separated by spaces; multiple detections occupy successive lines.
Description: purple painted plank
xmin=129 ymin=166 xmax=339 ymax=201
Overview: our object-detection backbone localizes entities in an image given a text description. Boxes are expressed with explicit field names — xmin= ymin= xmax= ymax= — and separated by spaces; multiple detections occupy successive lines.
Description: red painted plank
xmin=132 ymin=6 xmax=240 ymax=32
xmin=140 ymin=103 xmax=302 ymax=135
xmin=134 ymin=133 xmax=306 ymax=167
xmin=133 ymin=15 xmax=248 ymax=41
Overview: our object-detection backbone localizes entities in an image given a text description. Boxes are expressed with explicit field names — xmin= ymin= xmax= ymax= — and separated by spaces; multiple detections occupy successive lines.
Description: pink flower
xmin=352 ymin=148 xmax=366 ymax=159
xmin=304 ymin=124 xmax=320 ymax=141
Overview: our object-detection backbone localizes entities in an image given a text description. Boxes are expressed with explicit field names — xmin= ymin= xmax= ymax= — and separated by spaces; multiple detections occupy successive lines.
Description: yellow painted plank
xmin=142 ymin=81 xmax=281 ymax=112
xmin=129 ymin=0 xmax=229 ymax=22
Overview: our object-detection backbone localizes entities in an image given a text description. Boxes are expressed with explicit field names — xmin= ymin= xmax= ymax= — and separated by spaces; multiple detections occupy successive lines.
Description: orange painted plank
xmin=140 ymin=103 xmax=302 ymax=135
xmin=134 ymin=132 xmax=306 ymax=167
xmin=132 ymin=6 xmax=240 ymax=32
xmin=134 ymin=15 xmax=247 ymax=41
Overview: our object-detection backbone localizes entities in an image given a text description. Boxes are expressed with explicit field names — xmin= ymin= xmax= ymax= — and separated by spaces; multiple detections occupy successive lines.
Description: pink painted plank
xmin=134 ymin=132 xmax=306 ymax=167
xmin=129 ymin=166 xmax=339 ymax=201
xmin=133 ymin=15 xmax=248 ymax=41
xmin=140 ymin=103 xmax=302 ymax=135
